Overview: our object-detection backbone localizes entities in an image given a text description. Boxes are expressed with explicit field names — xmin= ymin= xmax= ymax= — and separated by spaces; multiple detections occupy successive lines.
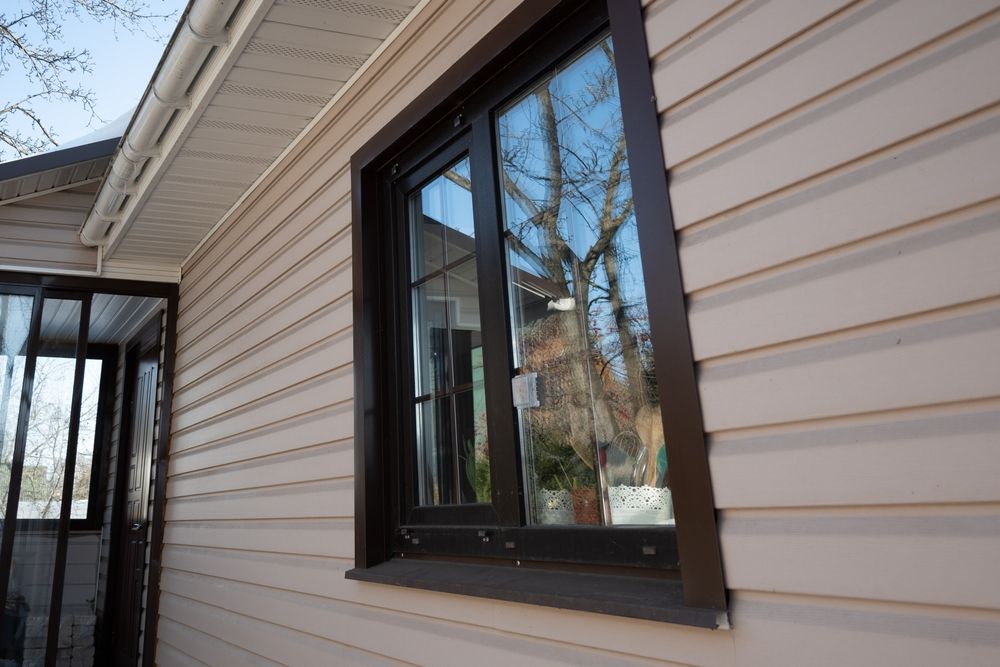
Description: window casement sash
xmin=45 ymin=292 xmax=92 ymax=663
xmin=0 ymin=288 xmax=94 ymax=667
xmin=0 ymin=285 xmax=44 ymax=609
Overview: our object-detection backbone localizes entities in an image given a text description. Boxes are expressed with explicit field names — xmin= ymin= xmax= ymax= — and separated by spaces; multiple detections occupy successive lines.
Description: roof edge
xmin=0 ymin=137 xmax=120 ymax=183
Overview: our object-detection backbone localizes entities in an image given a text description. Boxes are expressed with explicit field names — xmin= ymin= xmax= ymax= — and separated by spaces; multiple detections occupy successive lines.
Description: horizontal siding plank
xmin=677 ymin=108 xmax=1000 ymax=291
xmin=669 ymin=14 xmax=1000 ymax=226
xmin=730 ymin=591 xmax=1000 ymax=667
xmin=163 ymin=518 xmax=352 ymax=558
xmin=158 ymin=591 xmax=401 ymax=666
xmin=688 ymin=201 xmax=1000 ymax=358
xmin=710 ymin=402 xmax=1000 ymax=508
xmin=161 ymin=544 xmax=734 ymax=666
xmin=176 ymin=240 xmax=351 ymax=368
xmin=643 ymin=0 xmax=735 ymax=59
xmin=662 ymin=0 xmax=998 ymax=165
xmin=164 ymin=479 xmax=353 ymax=521
xmin=721 ymin=506 xmax=1000 ymax=609
xmin=169 ymin=402 xmax=351 ymax=473
xmin=699 ymin=302 xmax=1000 ymax=431
xmin=159 ymin=569 xmax=674 ymax=667
xmin=154 ymin=639 xmax=211 ymax=667
xmin=651 ymin=0 xmax=850 ymax=111
xmin=174 ymin=299 xmax=350 ymax=408
xmin=156 ymin=616 xmax=274 ymax=666
xmin=167 ymin=442 xmax=351 ymax=498
xmin=172 ymin=329 xmax=352 ymax=431
xmin=170 ymin=368 xmax=352 ymax=450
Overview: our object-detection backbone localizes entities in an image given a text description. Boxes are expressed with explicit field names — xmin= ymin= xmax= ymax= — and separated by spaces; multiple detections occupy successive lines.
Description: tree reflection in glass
xmin=498 ymin=37 xmax=672 ymax=526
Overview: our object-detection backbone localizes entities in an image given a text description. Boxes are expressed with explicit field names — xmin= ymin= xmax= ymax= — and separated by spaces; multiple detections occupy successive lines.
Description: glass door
xmin=0 ymin=289 xmax=93 ymax=667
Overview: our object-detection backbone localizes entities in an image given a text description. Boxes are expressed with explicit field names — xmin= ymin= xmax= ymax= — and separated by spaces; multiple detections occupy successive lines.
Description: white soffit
xmin=106 ymin=0 xmax=417 ymax=265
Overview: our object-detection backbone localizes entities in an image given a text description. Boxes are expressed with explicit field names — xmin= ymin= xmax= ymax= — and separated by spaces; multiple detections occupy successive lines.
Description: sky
xmin=1 ymin=0 xmax=188 ymax=160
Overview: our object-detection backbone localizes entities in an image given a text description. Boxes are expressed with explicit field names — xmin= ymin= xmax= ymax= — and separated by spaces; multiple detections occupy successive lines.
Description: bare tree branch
xmin=0 ymin=0 xmax=177 ymax=160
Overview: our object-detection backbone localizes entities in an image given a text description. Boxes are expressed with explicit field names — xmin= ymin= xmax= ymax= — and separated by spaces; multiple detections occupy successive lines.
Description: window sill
xmin=346 ymin=559 xmax=726 ymax=629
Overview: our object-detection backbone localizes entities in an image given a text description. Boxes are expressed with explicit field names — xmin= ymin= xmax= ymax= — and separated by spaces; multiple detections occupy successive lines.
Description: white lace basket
xmin=537 ymin=489 xmax=574 ymax=524
xmin=609 ymin=485 xmax=673 ymax=525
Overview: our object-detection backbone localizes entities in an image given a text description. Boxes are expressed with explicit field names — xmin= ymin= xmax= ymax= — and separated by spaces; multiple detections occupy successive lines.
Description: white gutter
xmin=80 ymin=0 xmax=239 ymax=247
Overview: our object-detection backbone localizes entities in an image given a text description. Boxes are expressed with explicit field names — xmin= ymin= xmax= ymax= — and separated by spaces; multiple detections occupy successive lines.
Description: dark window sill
xmin=346 ymin=558 xmax=726 ymax=629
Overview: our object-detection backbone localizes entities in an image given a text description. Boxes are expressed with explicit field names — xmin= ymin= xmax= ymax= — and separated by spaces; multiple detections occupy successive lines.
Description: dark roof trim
xmin=0 ymin=137 xmax=120 ymax=183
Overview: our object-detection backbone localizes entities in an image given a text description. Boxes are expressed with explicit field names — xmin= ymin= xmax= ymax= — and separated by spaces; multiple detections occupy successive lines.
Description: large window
xmin=350 ymin=0 xmax=725 ymax=625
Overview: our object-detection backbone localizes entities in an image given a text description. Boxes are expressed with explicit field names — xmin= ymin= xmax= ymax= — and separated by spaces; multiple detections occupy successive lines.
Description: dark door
xmin=110 ymin=335 xmax=157 ymax=666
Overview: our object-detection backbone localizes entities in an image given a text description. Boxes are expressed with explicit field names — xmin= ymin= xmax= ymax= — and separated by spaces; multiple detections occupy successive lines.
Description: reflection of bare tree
xmin=0 ymin=356 xmax=98 ymax=519
xmin=499 ymin=41 xmax=657 ymax=479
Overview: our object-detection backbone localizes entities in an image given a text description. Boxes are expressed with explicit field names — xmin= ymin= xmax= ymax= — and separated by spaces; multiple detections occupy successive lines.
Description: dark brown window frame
xmin=349 ymin=0 xmax=726 ymax=627
xmin=3 ymin=341 xmax=117 ymax=532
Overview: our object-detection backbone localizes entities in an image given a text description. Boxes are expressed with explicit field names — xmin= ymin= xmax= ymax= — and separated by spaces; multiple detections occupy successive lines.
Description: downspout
xmin=79 ymin=0 xmax=240 ymax=248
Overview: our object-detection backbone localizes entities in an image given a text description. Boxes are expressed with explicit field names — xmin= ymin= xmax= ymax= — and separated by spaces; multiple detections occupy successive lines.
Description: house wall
xmin=0 ymin=184 xmax=99 ymax=273
xmin=159 ymin=0 xmax=1000 ymax=665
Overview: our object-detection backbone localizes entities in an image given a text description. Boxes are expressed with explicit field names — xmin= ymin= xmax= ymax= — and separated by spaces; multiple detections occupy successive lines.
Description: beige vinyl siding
xmin=159 ymin=1 xmax=1000 ymax=665
xmin=657 ymin=0 xmax=1000 ymax=664
xmin=0 ymin=184 xmax=99 ymax=272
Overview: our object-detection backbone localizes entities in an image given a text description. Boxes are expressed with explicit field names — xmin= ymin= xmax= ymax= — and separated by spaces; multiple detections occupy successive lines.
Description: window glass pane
xmin=71 ymin=359 xmax=102 ymax=518
xmin=16 ymin=299 xmax=83 ymax=521
xmin=411 ymin=157 xmax=476 ymax=280
xmin=0 ymin=293 xmax=35 ymax=518
xmin=498 ymin=37 xmax=672 ymax=526
xmin=4 ymin=297 xmax=83 ymax=665
xmin=409 ymin=157 xmax=489 ymax=506
xmin=415 ymin=397 xmax=452 ymax=505
xmin=412 ymin=275 xmax=449 ymax=398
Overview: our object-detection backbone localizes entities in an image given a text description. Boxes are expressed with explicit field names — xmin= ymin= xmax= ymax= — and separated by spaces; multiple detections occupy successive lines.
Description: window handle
xmin=511 ymin=372 xmax=540 ymax=409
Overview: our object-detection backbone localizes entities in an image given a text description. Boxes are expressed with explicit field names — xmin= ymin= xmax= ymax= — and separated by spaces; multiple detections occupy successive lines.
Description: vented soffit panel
xmin=104 ymin=0 xmax=418 ymax=266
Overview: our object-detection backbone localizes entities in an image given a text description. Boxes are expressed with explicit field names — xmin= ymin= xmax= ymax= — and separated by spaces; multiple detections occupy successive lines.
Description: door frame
xmin=102 ymin=313 xmax=161 ymax=666
xmin=0 ymin=271 xmax=178 ymax=667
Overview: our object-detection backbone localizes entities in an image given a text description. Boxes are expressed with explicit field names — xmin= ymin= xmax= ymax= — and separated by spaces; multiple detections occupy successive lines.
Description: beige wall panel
xmin=158 ymin=592 xmax=403 ymax=666
xmin=167 ymin=442 xmax=350 ymax=498
xmin=678 ymin=110 xmax=1000 ymax=291
xmin=0 ymin=240 xmax=95 ymax=271
xmin=174 ymin=298 xmax=351 ymax=409
xmin=669 ymin=15 xmax=1000 ymax=226
xmin=710 ymin=401 xmax=1000 ymax=508
xmin=164 ymin=479 xmax=352 ymax=521
xmin=643 ymin=0 xmax=735 ymax=59
xmin=699 ymin=302 xmax=1000 ymax=431
xmin=651 ymin=0 xmax=850 ymax=111
xmin=177 ymin=172 xmax=350 ymax=331
xmin=176 ymin=243 xmax=351 ymax=368
xmin=730 ymin=592 xmax=1000 ymax=667
xmin=157 ymin=617 xmax=275 ymax=666
xmin=689 ymin=202 xmax=1000 ymax=358
xmin=169 ymin=368 xmax=352 ymax=451
xmin=154 ymin=639 xmax=211 ymax=667
xmin=174 ymin=270 xmax=349 ymax=389
xmin=164 ymin=519 xmax=352 ymax=558
xmin=162 ymin=544 xmax=735 ymax=666
xmin=160 ymin=568 xmax=686 ymax=667
xmin=168 ymin=403 xmax=350 ymax=474
xmin=661 ymin=1 xmax=999 ymax=165
xmin=721 ymin=505 xmax=1000 ymax=609
xmin=0 ymin=185 xmax=99 ymax=271
xmin=172 ymin=329 xmax=351 ymax=431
